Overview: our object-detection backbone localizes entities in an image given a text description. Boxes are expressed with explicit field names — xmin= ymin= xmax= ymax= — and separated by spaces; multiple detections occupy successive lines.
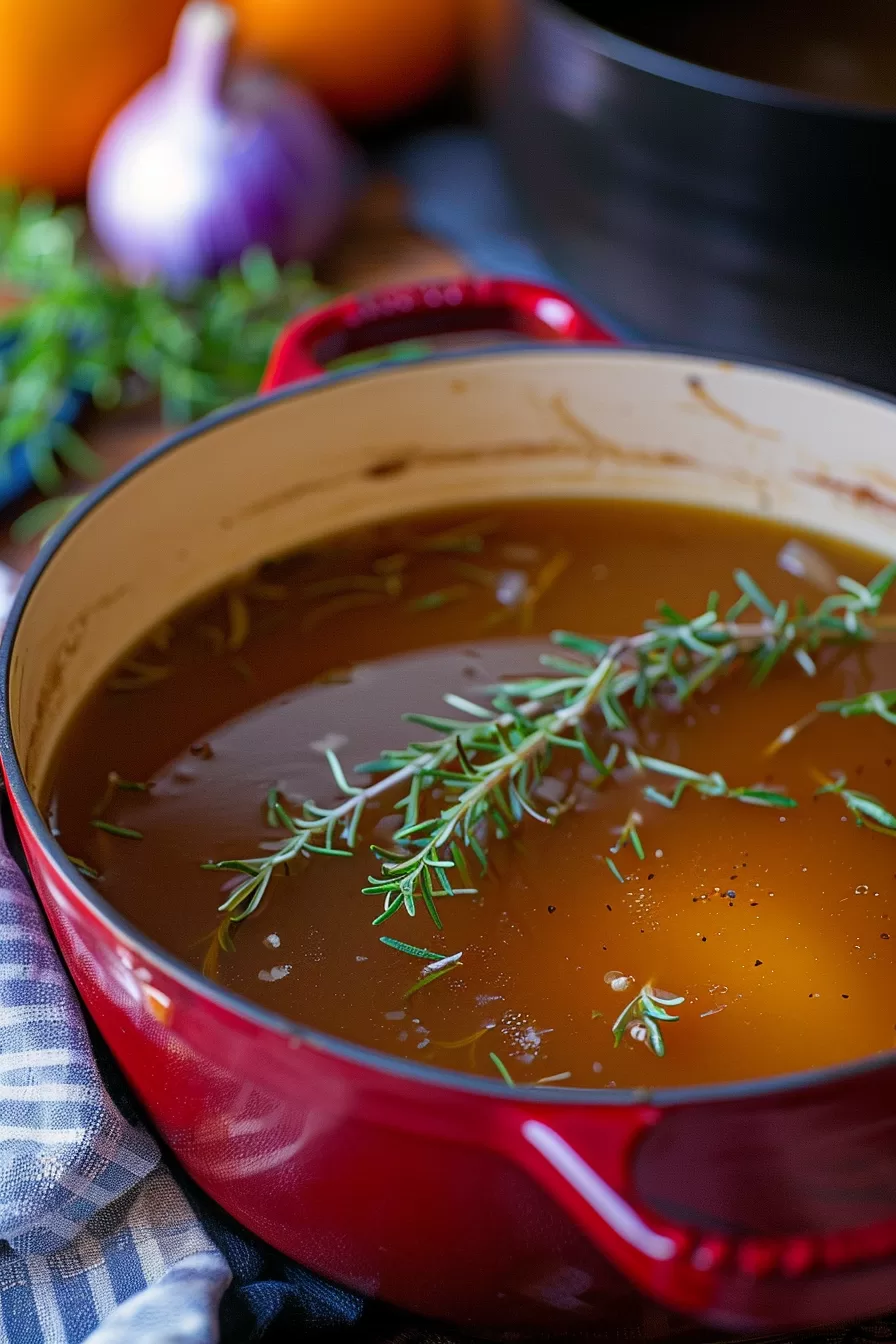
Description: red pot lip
xmin=5 ymin=342 xmax=896 ymax=1111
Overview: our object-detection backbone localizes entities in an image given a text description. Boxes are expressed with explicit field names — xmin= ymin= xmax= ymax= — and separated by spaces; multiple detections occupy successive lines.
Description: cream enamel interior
xmin=9 ymin=347 xmax=896 ymax=803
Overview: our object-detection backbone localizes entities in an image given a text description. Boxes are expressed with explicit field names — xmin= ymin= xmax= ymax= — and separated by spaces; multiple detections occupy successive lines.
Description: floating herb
xmin=379 ymin=936 xmax=446 ymax=960
xmin=612 ymin=984 xmax=685 ymax=1057
xmin=817 ymin=689 xmax=896 ymax=725
xmin=520 ymin=550 xmax=571 ymax=631
xmin=107 ymin=659 xmax=170 ymax=692
xmin=610 ymin=809 xmax=645 ymax=860
xmin=403 ymin=962 xmax=461 ymax=999
xmin=814 ymin=772 xmax=896 ymax=838
xmin=226 ymin=591 xmax=251 ymax=651
xmin=432 ymin=1026 xmax=491 ymax=1051
xmin=406 ymin=584 xmax=471 ymax=613
xmin=300 ymin=591 xmax=389 ymax=633
xmin=91 ymin=819 xmax=144 ymax=840
xmin=631 ymin=755 xmax=797 ymax=811
xmin=416 ymin=519 xmax=497 ymax=554
xmin=206 ymin=564 xmax=895 ymax=936
xmin=489 ymin=1052 xmax=515 ymax=1086
xmin=67 ymin=855 xmax=99 ymax=879
xmin=93 ymin=771 xmax=151 ymax=817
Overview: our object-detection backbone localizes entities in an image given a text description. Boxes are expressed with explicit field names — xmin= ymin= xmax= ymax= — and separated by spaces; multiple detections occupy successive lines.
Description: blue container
xmin=0 ymin=337 xmax=88 ymax=511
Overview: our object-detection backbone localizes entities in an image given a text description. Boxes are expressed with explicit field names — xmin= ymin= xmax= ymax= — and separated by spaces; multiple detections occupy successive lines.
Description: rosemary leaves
xmin=206 ymin=562 xmax=896 ymax=943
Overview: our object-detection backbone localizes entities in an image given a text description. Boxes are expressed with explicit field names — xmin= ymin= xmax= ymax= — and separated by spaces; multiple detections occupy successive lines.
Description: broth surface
xmin=51 ymin=501 xmax=896 ymax=1089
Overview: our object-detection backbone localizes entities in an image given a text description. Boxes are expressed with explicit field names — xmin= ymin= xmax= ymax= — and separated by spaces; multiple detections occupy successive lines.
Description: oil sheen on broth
xmin=50 ymin=501 xmax=896 ymax=1090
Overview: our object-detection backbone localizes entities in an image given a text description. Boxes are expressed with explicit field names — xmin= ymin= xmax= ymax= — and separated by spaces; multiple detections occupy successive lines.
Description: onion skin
xmin=87 ymin=1 xmax=352 ymax=284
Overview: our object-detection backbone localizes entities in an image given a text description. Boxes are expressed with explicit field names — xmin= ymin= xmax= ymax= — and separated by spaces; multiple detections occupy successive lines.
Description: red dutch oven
xmin=4 ymin=278 xmax=896 ymax=1338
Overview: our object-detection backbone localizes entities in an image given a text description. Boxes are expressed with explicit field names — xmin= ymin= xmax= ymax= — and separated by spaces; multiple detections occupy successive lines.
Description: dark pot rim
xmin=4 ymin=341 xmax=896 ymax=1113
xmin=540 ymin=0 xmax=896 ymax=120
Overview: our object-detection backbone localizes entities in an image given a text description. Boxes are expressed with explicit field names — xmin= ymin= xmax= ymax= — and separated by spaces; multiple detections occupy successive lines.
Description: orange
xmin=231 ymin=0 xmax=461 ymax=123
xmin=0 ymin=0 xmax=185 ymax=197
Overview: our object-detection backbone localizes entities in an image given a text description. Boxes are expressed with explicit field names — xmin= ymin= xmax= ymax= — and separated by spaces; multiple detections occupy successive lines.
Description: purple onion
xmin=87 ymin=1 xmax=351 ymax=284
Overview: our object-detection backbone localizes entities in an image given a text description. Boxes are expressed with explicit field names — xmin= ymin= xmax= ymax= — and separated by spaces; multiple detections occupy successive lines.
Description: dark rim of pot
xmin=544 ymin=0 xmax=896 ymax=120
xmin=4 ymin=341 xmax=896 ymax=1110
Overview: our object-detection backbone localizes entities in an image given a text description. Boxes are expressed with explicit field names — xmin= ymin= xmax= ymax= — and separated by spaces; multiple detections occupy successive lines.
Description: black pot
xmin=487 ymin=0 xmax=896 ymax=391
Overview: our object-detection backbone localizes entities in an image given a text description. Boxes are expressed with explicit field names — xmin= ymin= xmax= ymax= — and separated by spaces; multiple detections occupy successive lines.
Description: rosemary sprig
xmin=817 ymin=689 xmax=896 ymax=725
xmin=814 ymin=772 xmax=896 ymax=837
xmin=205 ymin=563 xmax=895 ymax=941
xmin=630 ymin=754 xmax=797 ymax=811
xmin=766 ymin=687 xmax=896 ymax=755
xmin=612 ymin=985 xmax=685 ymax=1057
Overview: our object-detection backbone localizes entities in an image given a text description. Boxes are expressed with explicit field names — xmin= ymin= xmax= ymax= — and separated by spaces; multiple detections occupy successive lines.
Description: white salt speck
xmin=258 ymin=964 xmax=291 ymax=982
xmin=496 ymin=570 xmax=528 ymax=607
xmin=384 ymin=1009 xmax=406 ymax=1022
xmin=398 ymin=1031 xmax=408 ymax=1042
xmin=655 ymin=849 xmax=664 ymax=859
xmin=779 ymin=816 xmax=787 ymax=823
xmin=592 ymin=1061 xmax=603 ymax=1074
xmin=417 ymin=1039 xmax=430 ymax=1049
xmin=604 ymin=971 xmax=633 ymax=993
xmin=263 ymin=933 xmax=280 ymax=949
xmin=856 ymin=884 xmax=869 ymax=895
xmin=355 ymin=955 xmax=368 ymax=962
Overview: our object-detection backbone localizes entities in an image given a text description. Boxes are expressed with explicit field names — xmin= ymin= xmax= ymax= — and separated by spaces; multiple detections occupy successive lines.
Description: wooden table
xmin=0 ymin=177 xmax=463 ymax=572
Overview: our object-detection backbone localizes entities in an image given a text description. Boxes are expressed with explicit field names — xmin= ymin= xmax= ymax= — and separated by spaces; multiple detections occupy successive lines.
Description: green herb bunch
xmin=0 ymin=187 xmax=326 ymax=524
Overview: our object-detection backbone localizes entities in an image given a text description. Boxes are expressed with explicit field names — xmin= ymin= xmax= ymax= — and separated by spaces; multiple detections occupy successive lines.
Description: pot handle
xmin=510 ymin=1107 xmax=896 ymax=1319
xmin=260 ymin=276 xmax=621 ymax=391
xmin=510 ymin=1105 xmax=710 ymax=1316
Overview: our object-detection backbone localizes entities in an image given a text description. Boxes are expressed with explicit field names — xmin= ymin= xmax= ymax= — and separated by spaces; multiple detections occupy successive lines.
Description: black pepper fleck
xmin=726 ymin=889 xmax=736 ymax=898
xmin=547 ymin=905 xmax=556 ymax=913
xmin=755 ymin=959 xmax=763 ymax=966
xmin=842 ymin=994 xmax=849 ymax=999
xmin=606 ymin=905 xmax=612 ymax=912
xmin=701 ymin=936 xmax=707 ymax=942
xmin=882 ymin=933 xmax=890 ymax=940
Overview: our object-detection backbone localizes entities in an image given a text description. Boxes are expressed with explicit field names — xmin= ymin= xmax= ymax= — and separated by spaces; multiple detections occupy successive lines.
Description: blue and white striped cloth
xmin=0 ymin=835 xmax=231 ymax=1342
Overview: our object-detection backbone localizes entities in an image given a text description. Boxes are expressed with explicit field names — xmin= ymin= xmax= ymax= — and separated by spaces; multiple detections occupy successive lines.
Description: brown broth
xmin=49 ymin=500 xmax=896 ymax=1090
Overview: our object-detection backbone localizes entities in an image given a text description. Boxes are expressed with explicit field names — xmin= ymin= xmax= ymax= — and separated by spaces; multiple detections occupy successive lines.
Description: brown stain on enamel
xmin=795 ymin=470 xmax=896 ymax=514
xmin=687 ymin=376 xmax=780 ymax=441
xmin=25 ymin=583 xmax=130 ymax=784
xmin=547 ymin=394 xmax=694 ymax=469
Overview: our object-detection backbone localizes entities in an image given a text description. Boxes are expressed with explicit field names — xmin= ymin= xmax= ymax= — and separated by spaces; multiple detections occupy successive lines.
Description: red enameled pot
xmin=4 ymin=278 xmax=896 ymax=1338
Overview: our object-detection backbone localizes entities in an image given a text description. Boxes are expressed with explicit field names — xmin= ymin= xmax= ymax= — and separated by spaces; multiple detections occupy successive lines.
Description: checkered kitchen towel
xmin=0 ymin=831 xmax=231 ymax=1342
